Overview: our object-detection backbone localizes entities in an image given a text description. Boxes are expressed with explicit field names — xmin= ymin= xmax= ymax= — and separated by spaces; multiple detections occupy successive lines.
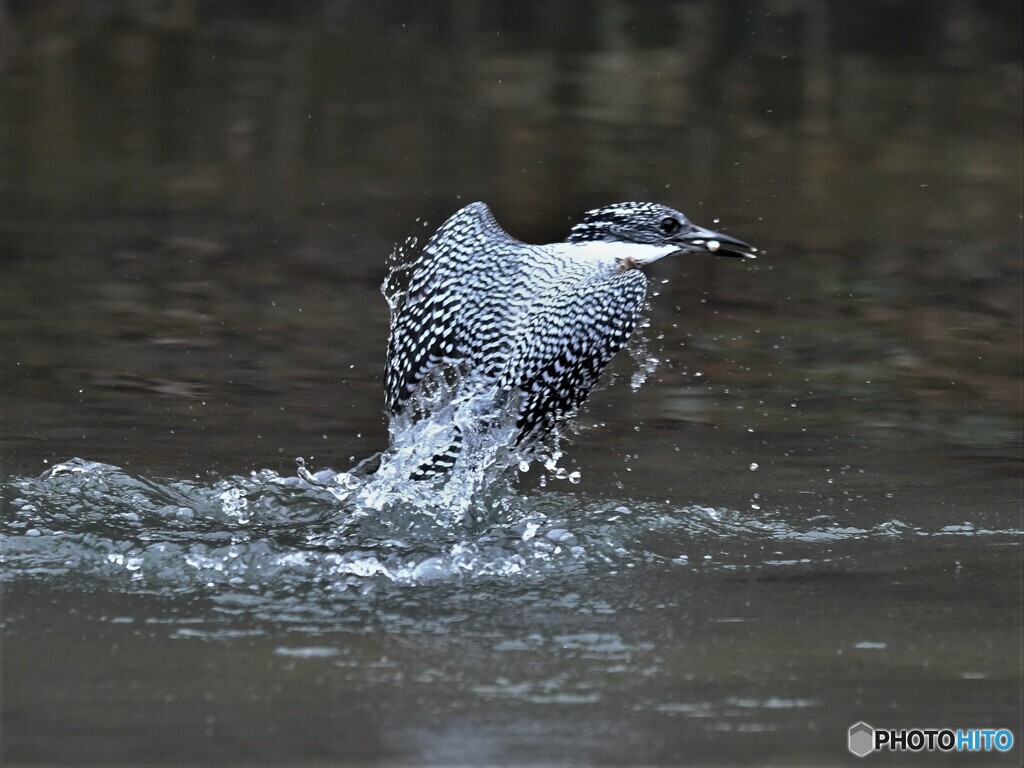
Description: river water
xmin=1 ymin=2 xmax=1021 ymax=765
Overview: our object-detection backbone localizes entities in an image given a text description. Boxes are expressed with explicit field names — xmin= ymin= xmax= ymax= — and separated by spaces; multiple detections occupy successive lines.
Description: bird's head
xmin=567 ymin=202 xmax=757 ymax=265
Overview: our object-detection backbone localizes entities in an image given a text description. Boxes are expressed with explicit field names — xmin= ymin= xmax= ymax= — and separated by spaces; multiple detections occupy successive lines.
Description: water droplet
xmin=522 ymin=522 xmax=541 ymax=542
xmin=749 ymin=463 xmax=759 ymax=471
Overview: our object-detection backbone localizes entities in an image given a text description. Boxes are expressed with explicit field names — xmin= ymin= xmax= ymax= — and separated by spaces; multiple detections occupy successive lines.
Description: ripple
xmin=2 ymin=457 xmax=1021 ymax=618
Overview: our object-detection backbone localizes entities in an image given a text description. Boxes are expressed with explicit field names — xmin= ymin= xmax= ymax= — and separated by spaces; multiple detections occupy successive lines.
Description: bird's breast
xmin=553 ymin=241 xmax=679 ymax=271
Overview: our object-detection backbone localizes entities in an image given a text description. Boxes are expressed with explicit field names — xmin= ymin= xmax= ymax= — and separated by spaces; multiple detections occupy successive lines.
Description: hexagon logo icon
xmin=848 ymin=722 xmax=875 ymax=757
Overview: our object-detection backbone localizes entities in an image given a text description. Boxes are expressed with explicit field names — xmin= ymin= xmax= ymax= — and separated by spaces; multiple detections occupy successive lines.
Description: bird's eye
xmin=659 ymin=217 xmax=682 ymax=235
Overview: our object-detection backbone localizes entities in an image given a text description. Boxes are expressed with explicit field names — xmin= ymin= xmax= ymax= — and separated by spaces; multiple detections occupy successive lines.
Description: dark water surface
xmin=2 ymin=2 xmax=1022 ymax=766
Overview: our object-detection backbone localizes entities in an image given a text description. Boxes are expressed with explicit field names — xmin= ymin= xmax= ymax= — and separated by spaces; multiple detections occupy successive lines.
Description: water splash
xmin=4 ymin=458 xmax=1020 ymax=606
xmin=308 ymin=374 xmax=534 ymax=524
xmin=381 ymin=224 xmax=429 ymax=318
xmin=627 ymin=316 xmax=660 ymax=392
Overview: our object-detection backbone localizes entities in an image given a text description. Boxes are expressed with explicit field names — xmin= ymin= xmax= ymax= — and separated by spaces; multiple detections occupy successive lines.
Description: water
xmin=2 ymin=2 xmax=1022 ymax=765
xmin=4 ymin=437 xmax=1020 ymax=764
xmin=6 ymin=453 xmax=1021 ymax=598
xmin=12 ymin=450 xmax=1014 ymax=598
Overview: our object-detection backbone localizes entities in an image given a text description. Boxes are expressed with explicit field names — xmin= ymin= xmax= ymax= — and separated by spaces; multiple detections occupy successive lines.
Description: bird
xmin=384 ymin=201 xmax=756 ymax=479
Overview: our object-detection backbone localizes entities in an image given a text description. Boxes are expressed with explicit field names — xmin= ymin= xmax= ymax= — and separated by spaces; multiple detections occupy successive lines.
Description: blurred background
xmin=1 ymin=0 xmax=1020 ymax=475
xmin=1 ymin=2 xmax=1022 ymax=765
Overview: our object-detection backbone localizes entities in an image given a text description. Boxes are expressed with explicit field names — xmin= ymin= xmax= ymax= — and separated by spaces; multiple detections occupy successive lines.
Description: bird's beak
xmin=678 ymin=224 xmax=757 ymax=259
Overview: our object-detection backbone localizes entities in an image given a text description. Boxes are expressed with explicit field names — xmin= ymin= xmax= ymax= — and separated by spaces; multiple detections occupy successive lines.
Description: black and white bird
xmin=384 ymin=201 xmax=756 ymax=478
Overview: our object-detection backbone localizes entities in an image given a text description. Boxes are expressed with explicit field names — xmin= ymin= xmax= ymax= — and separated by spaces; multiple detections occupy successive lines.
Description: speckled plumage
xmin=384 ymin=201 xmax=755 ymax=476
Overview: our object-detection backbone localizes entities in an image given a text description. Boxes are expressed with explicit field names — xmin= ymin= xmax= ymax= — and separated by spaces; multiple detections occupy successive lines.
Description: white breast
xmin=553 ymin=240 xmax=679 ymax=269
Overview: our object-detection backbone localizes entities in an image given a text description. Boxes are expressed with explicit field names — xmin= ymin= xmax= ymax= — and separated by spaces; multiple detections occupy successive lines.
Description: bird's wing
xmin=385 ymin=202 xmax=525 ymax=414
xmin=499 ymin=268 xmax=649 ymax=443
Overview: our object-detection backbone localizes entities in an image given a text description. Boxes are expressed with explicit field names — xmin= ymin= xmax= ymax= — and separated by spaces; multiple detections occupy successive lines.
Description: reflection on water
xmin=1 ymin=1 xmax=1021 ymax=765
